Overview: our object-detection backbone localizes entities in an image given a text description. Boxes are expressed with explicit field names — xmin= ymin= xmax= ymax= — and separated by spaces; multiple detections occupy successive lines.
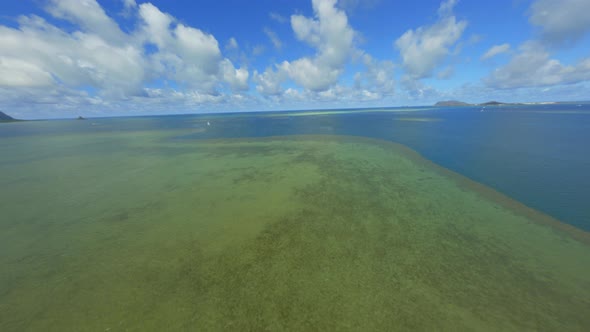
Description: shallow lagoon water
xmin=1 ymin=108 xmax=590 ymax=330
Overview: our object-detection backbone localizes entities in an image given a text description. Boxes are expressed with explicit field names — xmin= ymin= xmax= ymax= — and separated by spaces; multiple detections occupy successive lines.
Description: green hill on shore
xmin=0 ymin=111 xmax=18 ymax=122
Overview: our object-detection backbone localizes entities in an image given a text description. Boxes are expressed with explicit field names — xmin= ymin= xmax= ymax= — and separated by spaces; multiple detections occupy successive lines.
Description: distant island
xmin=434 ymin=100 xmax=472 ymax=107
xmin=0 ymin=111 xmax=19 ymax=122
xmin=434 ymin=100 xmax=562 ymax=107
xmin=434 ymin=100 xmax=519 ymax=107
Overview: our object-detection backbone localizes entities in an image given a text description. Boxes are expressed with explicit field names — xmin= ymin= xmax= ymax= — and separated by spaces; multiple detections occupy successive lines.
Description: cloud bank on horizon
xmin=0 ymin=0 xmax=589 ymax=118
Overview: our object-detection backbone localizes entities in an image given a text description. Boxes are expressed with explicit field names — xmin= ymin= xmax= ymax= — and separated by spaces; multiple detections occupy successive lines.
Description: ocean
xmin=5 ymin=104 xmax=587 ymax=229
xmin=1 ymin=104 xmax=589 ymax=330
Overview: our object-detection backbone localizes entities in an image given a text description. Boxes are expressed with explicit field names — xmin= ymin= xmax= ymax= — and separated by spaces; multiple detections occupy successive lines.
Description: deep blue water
xmin=2 ymin=104 xmax=589 ymax=231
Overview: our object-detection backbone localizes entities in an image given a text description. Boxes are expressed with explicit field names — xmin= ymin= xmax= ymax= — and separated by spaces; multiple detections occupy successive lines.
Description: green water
xmin=1 ymin=128 xmax=590 ymax=331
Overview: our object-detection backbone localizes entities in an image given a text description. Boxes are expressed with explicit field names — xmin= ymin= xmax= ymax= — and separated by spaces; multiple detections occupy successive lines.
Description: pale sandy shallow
xmin=393 ymin=117 xmax=443 ymax=122
xmin=1 ymin=132 xmax=589 ymax=331
xmin=263 ymin=107 xmax=431 ymax=117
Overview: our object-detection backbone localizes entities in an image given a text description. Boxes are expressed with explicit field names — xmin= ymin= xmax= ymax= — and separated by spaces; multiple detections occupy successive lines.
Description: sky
xmin=1 ymin=0 xmax=590 ymax=119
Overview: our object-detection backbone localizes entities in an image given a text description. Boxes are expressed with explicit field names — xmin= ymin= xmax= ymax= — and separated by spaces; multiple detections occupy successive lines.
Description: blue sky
xmin=1 ymin=0 xmax=589 ymax=119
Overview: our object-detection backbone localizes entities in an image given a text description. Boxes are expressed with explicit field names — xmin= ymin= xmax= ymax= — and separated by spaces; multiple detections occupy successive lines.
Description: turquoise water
xmin=4 ymin=104 xmax=588 ymax=230
xmin=189 ymin=103 xmax=590 ymax=230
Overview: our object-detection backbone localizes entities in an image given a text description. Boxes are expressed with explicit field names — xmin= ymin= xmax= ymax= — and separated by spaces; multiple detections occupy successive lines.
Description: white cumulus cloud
xmin=254 ymin=0 xmax=356 ymax=95
xmin=279 ymin=0 xmax=355 ymax=92
xmin=529 ymin=0 xmax=590 ymax=46
xmin=0 ymin=14 xmax=146 ymax=97
xmin=481 ymin=43 xmax=511 ymax=60
xmin=47 ymin=0 xmax=128 ymax=45
xmin=0 ymin=57 xmax=55 ymax=88
xmin=395 ymin=0 xmax=467 ymax=79
xmin=0 ymin=0 xmax=252 ymax=118
xmin=354 ymin=54 xmax=395 ymax=97
xmin=137 ymin=3 xmax=224 ymax=91
xmin=221 ymin=59 xmax=249 ymax=91
xmin=122 ymin=0 xmax=137 ymax=9
xmin=0 ymin=1 xmax=249 ymax=97
xmin=484 ymin=41 xmax=590 ymax=89
xmin=253 ymin=66 xmax=288 ymax=95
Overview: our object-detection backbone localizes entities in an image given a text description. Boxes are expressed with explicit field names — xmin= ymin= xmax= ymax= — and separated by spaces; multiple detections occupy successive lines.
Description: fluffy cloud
xmin=354 ymin=54 xmax=395 ymax=97
xmin=138 ymin=3 xmax=229 ymax=91
xmin=484 ymin=41 xmax=590 ymax=89
xmin=255 ymin=0 xmax=397 ymax=102
xmin=0 ymin=82 xmax=260 ymax=119
xmin=289 ymin=0 xmax=355 ymax=90
xmin=400 ymin=77 xmax=440 ymax=101
xmin=261 ymin=84 xmax=383 ymax=108
xmin=337 ymin=0 xmax=381 ymax=13
xmin=0 ymin=14 xmax=146 ymax=97
xmin=481 ymin=43 xmax=511 ymax=60
xmin=0 ymin=57 xmax=55 ymax=88
xmin=253 ymin=66 xmax=287 ymax=95
xmin=46 ymin=0 xmax=128 ymax=44
xmin=482 ymin=0 xmax=590 ymax=91
xmin=0 ymin=0 xmax=249 ymax=111
xmin=395 ymin=0 xmax=467 ymax=79
xmin=281 ymin=58 xmax=343 ymax=92
xmin=220 ymin=59 xmax=250 ymax=91
xmin=529 ymin=0 xmax=590 ymax=45
xmin=137 ymin=3 xmax=252 ymax=92
xmin=263 ymin=28 xmax=282 ymax=50
xmin=122 ymin=0 xmax=137 ymax=9
xmin=263 ymin=0 xmax=355 ymax=93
